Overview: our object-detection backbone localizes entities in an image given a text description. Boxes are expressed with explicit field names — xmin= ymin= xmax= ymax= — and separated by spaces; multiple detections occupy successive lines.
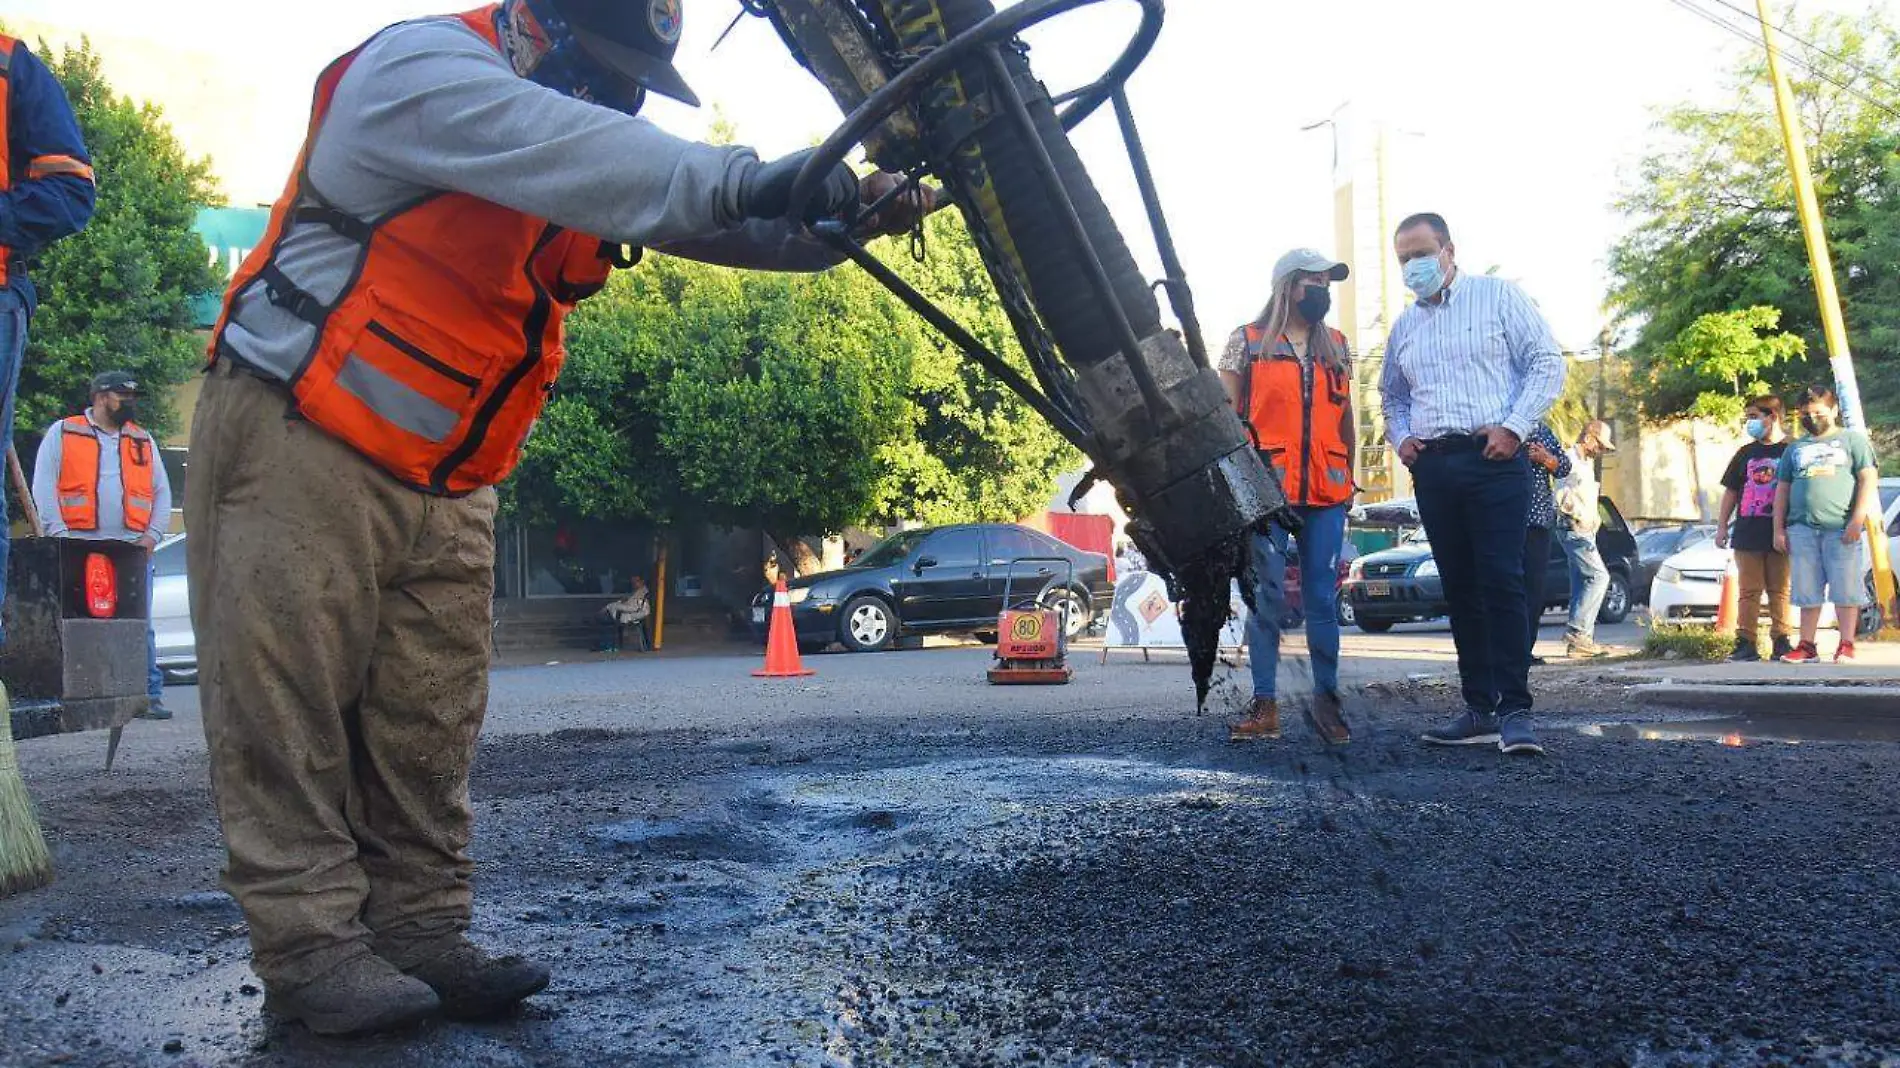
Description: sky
xmin=9 ymin=0 xmax=1880 ymax=352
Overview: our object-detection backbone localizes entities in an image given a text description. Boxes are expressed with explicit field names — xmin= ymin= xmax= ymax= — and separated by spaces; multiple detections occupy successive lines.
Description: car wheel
xmin=1042 ymin=587 xmax=1091 ymax=639
xmin=1337 ymin=598 xmax=1356 ymax=627
xmin=1859 ymin=573 xmax=1884 ymax=636
xmin=1356 ymin=619 xmax=1395 ymax=634
xmin=839 ymin=595 xmax=896 ymax=652
xmin=1597 ymin=573 xmax=1631 ymax=625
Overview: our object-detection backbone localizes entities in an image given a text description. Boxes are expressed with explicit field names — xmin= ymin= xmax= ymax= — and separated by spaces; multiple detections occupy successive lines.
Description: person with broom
xmin=0 ymin=31 xmax=99 ymax=899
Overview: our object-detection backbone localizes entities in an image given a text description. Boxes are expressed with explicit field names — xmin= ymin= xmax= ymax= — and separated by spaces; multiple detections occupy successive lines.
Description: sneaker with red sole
xmin=1835 ymin=642 xmax=1857 ymax=663
xmin=1777 ymin=641 xmax=1820 ymax=663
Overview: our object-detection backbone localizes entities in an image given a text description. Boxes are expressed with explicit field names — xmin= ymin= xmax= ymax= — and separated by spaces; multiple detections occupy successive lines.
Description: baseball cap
xmin=557 ymin=0 xmax=700 ymax=107
xmin=1587 ymin=420 xmax=1618 ymax=452
xmin=1271 ymin=248 xmax=1350 ymax=290
xmin=90 ymin=370 xmax=140 ymax=396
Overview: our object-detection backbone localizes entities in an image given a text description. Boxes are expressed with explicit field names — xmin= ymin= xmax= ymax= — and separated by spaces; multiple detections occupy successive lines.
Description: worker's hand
xmin=854 ymin=171 xmax=939 ymax=239
xmin=1526 ymin=442 xmax=1556 ymax=471
xmin=1843 ymin=522 xmax=1864 ymax=546
xmin=138 ymin=534 xmax=157 ymax=554
xmin=1477 ymin=424 xmax=1522 ymax=462
xmin=740 ymin=148 xmax=860 ymax=225
xmin=1397 ymin=437 xmax=1423 ymax=467
xmin=1714 ymin=528 xmax=1730 ymax=550
xmin=1773 ymin=528 xmax=1789 ymax=554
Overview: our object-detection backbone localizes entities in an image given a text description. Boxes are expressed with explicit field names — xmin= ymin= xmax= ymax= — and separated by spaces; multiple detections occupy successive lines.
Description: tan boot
xmin=1305 ymin=691 xmax=1352 ymax=745
xmin=264 ymin=953 xmax=440 ymax=1037
xmin=1230 ymin=697 xmax=1281 ymax=741
xmin=391 ymin=936 xmax=551 ymax=1021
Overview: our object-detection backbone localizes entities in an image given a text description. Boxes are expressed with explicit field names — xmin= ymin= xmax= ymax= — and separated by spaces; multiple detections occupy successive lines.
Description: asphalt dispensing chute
xmin=739 ymin=0 xmax=1299 ymax=698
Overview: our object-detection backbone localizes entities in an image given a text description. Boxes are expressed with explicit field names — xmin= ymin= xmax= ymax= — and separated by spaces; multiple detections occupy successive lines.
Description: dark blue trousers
xmin=1411 ymin=443 xmax=1534 ymax=717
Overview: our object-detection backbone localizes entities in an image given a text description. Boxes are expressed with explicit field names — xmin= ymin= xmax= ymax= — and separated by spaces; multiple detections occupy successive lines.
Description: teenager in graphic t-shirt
xmin=1715 ymin=395 xmax=1794 ymax=660
xmin=1773 ymin=384 xmax=1882 ymax=663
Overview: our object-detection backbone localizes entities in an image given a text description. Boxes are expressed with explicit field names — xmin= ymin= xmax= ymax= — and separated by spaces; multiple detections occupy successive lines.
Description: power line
xmin=1660 ymin=0 xmax=1900 ymax=124
xmin=1696 ymin=0 xmax=1900 ymax=101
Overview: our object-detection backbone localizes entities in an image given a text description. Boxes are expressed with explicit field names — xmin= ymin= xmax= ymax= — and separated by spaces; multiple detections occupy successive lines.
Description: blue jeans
xmin=1787 ymin=524 xmax=1870 ymax=608
xmin=1410 ymin=444 xmax=1533 ymax=717
xmin=1247 ymin=503 xmax=1347 ymax=699
xmin=1558 ymin=525 xmax=1608 ymax=641
xmin=0 ymin=286 xmax=28 ymax=647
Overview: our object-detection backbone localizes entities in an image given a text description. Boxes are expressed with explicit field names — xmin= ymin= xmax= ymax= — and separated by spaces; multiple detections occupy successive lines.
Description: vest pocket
xmin=318 ymin=291 xmax=497 ymax=446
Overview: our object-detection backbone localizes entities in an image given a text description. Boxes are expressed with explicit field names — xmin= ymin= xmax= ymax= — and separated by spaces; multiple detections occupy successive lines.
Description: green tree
xmin=19 ymin=38 xmax=219 ymax=440
xmin=1607 ymin=11 xmax=1900 ymax=431
xmin=1646 ymin=306 xmax=1806 ymax=423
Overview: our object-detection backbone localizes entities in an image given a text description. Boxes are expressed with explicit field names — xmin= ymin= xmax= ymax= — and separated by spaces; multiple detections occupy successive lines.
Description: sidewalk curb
xmin=1633 ymin=682 xmax=1900 ymax=714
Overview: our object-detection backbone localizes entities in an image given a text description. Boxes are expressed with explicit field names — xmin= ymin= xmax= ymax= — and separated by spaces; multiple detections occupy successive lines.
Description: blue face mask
xmin=1403 ymin=253 xmax=1446 ymax=300
xmin=1745 ymin=417 xmax=1767 ymax=441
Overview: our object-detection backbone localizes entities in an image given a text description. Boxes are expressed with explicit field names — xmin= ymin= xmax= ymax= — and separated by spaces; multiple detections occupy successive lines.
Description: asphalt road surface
xmin=1 ymin=627 xmax=1892 ymax=1067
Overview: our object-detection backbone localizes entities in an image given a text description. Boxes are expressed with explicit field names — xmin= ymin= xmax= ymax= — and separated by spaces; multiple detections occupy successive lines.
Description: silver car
xmin=152 ymin=533 xmax=195 ymax=680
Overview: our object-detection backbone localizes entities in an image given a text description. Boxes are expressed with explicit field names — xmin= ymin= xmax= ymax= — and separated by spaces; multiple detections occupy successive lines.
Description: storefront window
xmin=520 ymin=521 xmax=654 ymax=598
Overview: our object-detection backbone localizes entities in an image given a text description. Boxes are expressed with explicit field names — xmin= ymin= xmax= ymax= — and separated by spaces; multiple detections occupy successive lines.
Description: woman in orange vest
xmin=1217 ymin=248 xmax=1355 ymax=745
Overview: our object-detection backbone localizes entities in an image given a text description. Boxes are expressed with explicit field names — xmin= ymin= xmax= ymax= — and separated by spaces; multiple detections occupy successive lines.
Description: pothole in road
xmin=1577 ymin=711 xmax=1900 ymax=745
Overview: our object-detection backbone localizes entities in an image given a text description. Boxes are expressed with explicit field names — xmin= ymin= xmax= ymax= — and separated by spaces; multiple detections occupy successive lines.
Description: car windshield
xmin=854 ymin=531 xmax=928 ymax=569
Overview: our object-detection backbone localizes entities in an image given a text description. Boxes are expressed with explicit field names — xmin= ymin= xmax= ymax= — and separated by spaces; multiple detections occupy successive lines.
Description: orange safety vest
xmin=56 ymin=415 xmax=158 ymax=534
xmin=0 ymin=35 xmax=99 ymax=288
xmin=206 ymin=6 xmax=619 ymax=495
xmin=1236 ymin=323 xmax=1354 ymax=508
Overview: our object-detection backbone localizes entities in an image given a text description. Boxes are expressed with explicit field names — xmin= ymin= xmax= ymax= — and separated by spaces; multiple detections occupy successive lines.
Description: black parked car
xmin=1340 ymin=497 xmax=1639 ymax=633
xmin=751 ymin=523 xmax=1113 ymax=653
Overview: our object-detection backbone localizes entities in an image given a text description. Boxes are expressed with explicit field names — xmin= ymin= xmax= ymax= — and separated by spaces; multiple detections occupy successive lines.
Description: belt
xmin=1419 ymin=433 xmax=1484 ymax=453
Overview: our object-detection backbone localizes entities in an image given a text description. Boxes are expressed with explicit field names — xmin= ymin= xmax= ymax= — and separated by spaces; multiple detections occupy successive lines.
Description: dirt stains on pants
xmin=185 ymin=360 xmax=497 ymax=989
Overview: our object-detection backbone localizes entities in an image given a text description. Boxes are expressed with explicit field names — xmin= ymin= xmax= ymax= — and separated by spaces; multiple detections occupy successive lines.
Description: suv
xmin=751 ymin=523 xmax=1112 ymax=652
xmin=1340 ymin=496 xmax=1639 ymax=633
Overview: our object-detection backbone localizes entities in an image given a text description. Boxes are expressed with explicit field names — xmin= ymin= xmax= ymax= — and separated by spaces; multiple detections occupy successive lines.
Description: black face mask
xmin=113 ymin=402 xmax=138 ymax=426
xmin=1296 ymin=285 xmax=1331 ymax=326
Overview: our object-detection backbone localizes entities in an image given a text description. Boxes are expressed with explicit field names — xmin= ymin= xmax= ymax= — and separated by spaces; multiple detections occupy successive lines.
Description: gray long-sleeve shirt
xmin=32 ymin=414 xmax=173 ymax=542
xmin=218 ymin=14 xmax=839 ymax=378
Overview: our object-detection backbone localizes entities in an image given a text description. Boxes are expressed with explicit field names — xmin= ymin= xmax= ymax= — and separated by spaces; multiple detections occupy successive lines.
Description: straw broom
xmin=0 ymin=445 xmax=51 ymax=895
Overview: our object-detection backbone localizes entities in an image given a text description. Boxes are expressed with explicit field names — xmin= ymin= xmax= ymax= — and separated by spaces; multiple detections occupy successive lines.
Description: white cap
xmin=1271 ymin=248 xmax=1350 ymax=290
xmin=1586 ymin=419 xmax=1617 ymax=452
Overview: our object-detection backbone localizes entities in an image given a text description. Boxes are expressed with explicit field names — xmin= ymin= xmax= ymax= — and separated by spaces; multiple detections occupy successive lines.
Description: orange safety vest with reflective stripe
xmin=206 ymin=6 xmax=617 ymax=496
xmin=1236 ymin=323 xmax=1354 ymax=508
xmin=56 ymin=415 xmax=158 ymax=534
xmin=0 ymin=35 xmax=98 ymax=288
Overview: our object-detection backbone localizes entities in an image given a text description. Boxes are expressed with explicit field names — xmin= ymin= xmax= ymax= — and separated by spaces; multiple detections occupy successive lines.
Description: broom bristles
xmin=0 ymin=683 xmax=52 ymax=897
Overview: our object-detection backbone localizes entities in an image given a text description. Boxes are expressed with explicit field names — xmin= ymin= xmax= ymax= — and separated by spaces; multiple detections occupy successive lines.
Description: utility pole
xmin=1754 ymin=0 xmax=1897 ymax=637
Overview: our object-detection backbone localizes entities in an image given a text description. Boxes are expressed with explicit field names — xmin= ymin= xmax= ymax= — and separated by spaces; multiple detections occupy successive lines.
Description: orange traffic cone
xmin=753 ymin=579 xmax=815 ymax=678
xmin=1714 ymin=561 xmax=1740 ymax=634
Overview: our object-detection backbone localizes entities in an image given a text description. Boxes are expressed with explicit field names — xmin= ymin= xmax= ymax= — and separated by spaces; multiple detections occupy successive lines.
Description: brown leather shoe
xmin=264 ymin=953 xmax=440 ymax=1037
xmin=1305 ymin=691 xmax=1352 ymax=745
xmin=1230 ymin=697 xmax=1281 ymax=741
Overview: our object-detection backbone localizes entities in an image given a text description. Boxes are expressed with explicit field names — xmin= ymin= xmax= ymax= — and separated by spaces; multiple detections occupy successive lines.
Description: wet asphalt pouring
xmin=0 ymin=642 xmax=1895 ymax=1067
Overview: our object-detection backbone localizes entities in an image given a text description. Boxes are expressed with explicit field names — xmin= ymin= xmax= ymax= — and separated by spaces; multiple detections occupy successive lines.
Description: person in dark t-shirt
xmin=1715 ymin=395 xmax=1793 ymax=660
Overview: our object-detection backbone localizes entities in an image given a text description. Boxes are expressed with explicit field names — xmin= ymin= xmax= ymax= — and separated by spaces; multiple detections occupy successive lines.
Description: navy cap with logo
xmin=554 ymin=0 xmax=699 ymax=107
xmin=90 ymin=370 xmax=140 ymax=396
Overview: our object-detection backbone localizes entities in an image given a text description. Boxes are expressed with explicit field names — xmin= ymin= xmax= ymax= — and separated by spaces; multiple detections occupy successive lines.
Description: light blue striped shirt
xmin=1380 ymin=272 xmax=1567 ymax=448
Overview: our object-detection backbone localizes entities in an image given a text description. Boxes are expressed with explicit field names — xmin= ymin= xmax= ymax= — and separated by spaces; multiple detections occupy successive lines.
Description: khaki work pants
xmin=1733 ymin=549 xmax=1794 ymax=643
xmin=186 ymin=361 xmax=497 ymax=989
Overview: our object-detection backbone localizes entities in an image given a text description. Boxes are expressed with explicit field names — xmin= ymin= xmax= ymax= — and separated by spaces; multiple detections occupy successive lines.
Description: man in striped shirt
xmin=1380 ymin=213 xmax=1566 ymax=755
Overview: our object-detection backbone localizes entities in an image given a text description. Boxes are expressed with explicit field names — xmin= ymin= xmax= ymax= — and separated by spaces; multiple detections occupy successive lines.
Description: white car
xmin=1649 ymin=478 xmax=1900 ymax=632
xmin=151 ymin=533 xmax=195 ymax=680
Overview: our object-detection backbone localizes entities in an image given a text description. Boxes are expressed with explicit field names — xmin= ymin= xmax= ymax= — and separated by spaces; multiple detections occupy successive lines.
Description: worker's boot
xmin=263 ymin=953 xmax=440 ymax=1037
xmin=1230 ymin=697 xmax=1281 ymax=742
xmin=389 ymin=936 xmax=551 ymax=1021
xmin=1304 ymin=691 xmax=1352 ymax=746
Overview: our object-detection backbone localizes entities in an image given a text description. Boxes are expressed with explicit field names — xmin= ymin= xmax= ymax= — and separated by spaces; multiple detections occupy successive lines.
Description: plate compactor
xmin=988 ymin=556 xmax=1075 ymax=685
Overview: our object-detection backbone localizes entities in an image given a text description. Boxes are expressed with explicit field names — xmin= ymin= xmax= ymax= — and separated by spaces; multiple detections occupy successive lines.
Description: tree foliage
xmin=1607 ymin=11 xmax=1900 ymax=428
xmin=1647 ymin=306 xmax=1805 ymax=423
xmin=504 ymin=213 xmax=1078 ymax=572
xmin=20 ymin=38 xmax=219 ymax=439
